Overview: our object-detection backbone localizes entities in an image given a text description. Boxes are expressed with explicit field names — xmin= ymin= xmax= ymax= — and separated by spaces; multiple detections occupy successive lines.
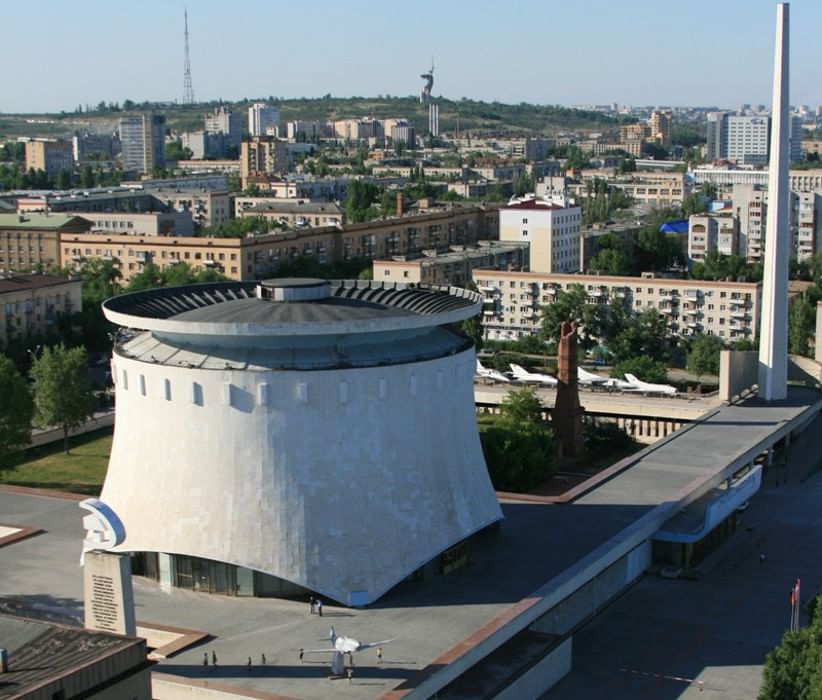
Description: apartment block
xmin=119 ymin=114 xmax=165 ymax=173
xmin=61 ymin=206 xmax=500 ymax=283
xmin=373 ymin=241 xmax=529 ymax=287
xmin=0 ymin=274 xmax=82 ymax=348
xmin=648 ymin=110 xmax=672 ymax=148
xmin=152 ymin=190 xmax=231 ymax=229
xmin=0 ymin=214 xmax=93 ymax=274
xmin=22 ymin=138 xmax=73 ymax=178
xmin=81 ymin=211 xmax=194 ymax=237
xmin=239 ymin=201 xmax=344 ymax=228
xmin=499 ymin=196 xmax=581 ymax=273
xmin=567 ymin=171 xmax=688 ymax=208
xmin=248 ymin=103 xmax=279 ymax=137
xmin=240 ymin=137 xmax=288 ymax=188
xmin=706 ymin=112 xmax=802 ymax=166
xmin=472 ymin=269 xmax=760 ymax=343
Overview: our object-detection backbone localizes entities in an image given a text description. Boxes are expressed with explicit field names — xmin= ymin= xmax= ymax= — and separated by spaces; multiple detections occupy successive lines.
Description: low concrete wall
xmin=493 ymin=638 xmax=572 ymax=700
xmin=719 ymin=350 xmax=758 ymax=402
xmin=28 ymin=411 xmax=115 ymax=449
xmin=529 ymin=541 xmax=651 ymax=637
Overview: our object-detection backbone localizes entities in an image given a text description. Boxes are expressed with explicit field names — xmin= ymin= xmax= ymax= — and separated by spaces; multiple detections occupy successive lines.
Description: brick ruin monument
xmin=553 ymin=321 xmax=585 ymax=458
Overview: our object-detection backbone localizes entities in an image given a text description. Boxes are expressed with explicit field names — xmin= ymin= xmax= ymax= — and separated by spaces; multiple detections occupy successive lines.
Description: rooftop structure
xmin=100 ymin=279 xmax=502 ymax=605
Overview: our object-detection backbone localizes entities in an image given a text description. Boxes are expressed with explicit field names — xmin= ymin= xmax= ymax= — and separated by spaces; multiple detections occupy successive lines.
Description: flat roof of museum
xmin=1 ymin=388 xmax=819 ymax=700
xmin=102 ymin=280 xmax=482 ymax=338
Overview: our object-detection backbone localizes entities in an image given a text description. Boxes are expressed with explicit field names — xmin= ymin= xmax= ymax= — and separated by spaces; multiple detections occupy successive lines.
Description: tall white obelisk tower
xmin=758 ymin=3 xmax=790 ymax=401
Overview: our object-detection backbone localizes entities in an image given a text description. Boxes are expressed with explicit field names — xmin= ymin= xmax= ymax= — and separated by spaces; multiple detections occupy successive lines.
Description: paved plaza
xmin=0 ymin=391 xmax=819 ymax=699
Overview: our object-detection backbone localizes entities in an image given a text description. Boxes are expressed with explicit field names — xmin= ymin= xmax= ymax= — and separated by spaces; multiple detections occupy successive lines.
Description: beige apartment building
xmin=61 ymin=206 xmax=501 ymax=282
xmin=23 ymin=138 xmax=74 ymax=177
xmin=151 ymin=189 xmax=231 ymax=229
xmin=568 ymin=171 xmax=688 ymax=208
xmin=240 ymin=201 xmax=345 ymax=228
xmin=472 ymin=269 xmax=760 ymax=344
xmin=0 ymin=273 xmax=82 ymax=348
xmin=240 ymin=137 xmax=288 ymax=188
xmin=374 ymin=241 xmax=529 ymax=287
xmin=0 ymin=214 xmax=93 ymax=274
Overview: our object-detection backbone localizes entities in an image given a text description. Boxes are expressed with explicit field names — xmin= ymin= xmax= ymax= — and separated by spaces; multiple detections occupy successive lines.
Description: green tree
xmin=56 ymin=169 xmax=72 ymax=190
xmin=344 ymin=180 xmax=381 ymax=223
xmin=611 ymin=356 xmax=668 ymax=384
xmin=540 ymin=284 xmax=604 ymax=349
xmin=610 ymin=309 xmax=671 ymax=364
xmin=681 ymin=193 xmax=708 ymax=217
xmin=760 ymin=595 xmax=822 ymax=700
xmin=686 ymin=333 xmax=724 ymax=377
xmin=127 ymin=263 xmax=164 ymax=292
xmin=589 ymin=247 xmax=631 ymax=276
xmin=788 ymin=296 xmax=816 ymax=357
xmin=0 ymin=354 xmax=35 ymax=468
xmin=30 ymin=345 xmax=97 ymax=454
xmin=164 ymin=140 xmax=193 ymax=162
xmin=480 ymin=388 xmax=556 ymax=491
xmin=80 ymin=164 xmax=95 ymax=189
xmin=80 ymin=258 xmax=122 ymax=304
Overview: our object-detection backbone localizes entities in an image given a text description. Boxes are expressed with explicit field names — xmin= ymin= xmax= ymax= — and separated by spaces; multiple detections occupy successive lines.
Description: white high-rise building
xmin=499 ymin=195 xmax=581 ymax=274
xmin=119 ymin=114 xmax=165 ymax=173
xmin=706 ymin=112 xmax=803 ymax=166
xmin=248 ymin=103 xmax=279 ymax=137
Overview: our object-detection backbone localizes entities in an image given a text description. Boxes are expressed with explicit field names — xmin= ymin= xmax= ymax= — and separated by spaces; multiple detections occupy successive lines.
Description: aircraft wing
xmin=356 ymin=638 xmax=396 ymax=652
xmin=578 ymin=367 xmax=607 ymax=383
xmin=301 ymin=648 xmax=337 ymax=654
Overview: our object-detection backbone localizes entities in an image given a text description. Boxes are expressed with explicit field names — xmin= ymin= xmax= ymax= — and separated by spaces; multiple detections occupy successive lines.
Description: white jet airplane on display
xmin=302 ymin=627 xmax=395 ymax=675
xmin=622 ymin=373 xmax=678 ymax=396
xmin=509 ymin=363 xmax=558 ymax=387
xmin=475 ymin=359 xmax=510 ymax=383
xmin=577 ymin=367 xmax=610 ymax=386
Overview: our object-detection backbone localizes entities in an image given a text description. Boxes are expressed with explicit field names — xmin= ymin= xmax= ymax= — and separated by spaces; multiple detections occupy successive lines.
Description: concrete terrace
xmin=0 ymin=388 xmax=819 ymax=699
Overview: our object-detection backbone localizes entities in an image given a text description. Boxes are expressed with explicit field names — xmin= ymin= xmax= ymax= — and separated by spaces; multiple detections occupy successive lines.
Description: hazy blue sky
xmin=3 ymin=0 xmax=820 ymax=113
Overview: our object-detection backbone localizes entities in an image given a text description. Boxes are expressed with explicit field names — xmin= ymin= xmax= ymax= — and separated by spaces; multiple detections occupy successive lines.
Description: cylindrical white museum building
xmin=100 ymin=279 xmax=502 ymax=605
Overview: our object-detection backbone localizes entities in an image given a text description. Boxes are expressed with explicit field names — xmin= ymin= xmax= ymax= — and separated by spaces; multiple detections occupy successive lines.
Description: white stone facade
xmin=100 ymin=280 xmax=502 ymax=605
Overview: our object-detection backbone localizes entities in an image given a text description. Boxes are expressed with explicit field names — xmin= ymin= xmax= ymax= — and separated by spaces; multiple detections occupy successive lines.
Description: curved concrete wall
xmin=102 ymin=346 xmax=502 ymax=605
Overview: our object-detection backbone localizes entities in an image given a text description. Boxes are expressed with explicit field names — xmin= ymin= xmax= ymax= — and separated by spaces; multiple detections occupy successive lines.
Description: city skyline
xmin=3 ymin=0 xmax=820 ymax=114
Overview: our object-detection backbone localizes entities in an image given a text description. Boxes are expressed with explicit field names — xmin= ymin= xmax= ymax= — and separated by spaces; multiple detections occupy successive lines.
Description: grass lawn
xmin=0 ymin=428 xmax=113 ymax=496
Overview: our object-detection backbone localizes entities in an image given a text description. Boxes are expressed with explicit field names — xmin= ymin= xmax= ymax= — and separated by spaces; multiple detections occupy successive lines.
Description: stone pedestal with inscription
xmin=83 ymin=550 xmax=136 ymax=636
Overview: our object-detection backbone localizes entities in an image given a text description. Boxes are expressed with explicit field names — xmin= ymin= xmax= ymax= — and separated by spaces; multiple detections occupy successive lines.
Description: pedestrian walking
xmin=203 ymin=652 xmax=208 ymax=672
xmin=212 ymin=650 xmax=218 ymax=667
xmin=347 ymin=667 xmax=353 ymax=684
xmin=309 ymin=595 xmax=315 ymax=614
xmin=247 ymin=656 xmax=252 ymax=672
xmin=377 ymin=647 xmax=383 ymax=664
xmin=317 ymin=598 xmax=323 ymax=617
xmin=299 ymin=648 xmax=304 ymax=663
xmin=261 ymin=653 xmax=266 ymax=666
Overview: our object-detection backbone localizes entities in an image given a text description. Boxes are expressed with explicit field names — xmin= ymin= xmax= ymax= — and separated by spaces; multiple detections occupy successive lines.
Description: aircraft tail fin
xmin=330 ymin=627 xmax=337 ymax=644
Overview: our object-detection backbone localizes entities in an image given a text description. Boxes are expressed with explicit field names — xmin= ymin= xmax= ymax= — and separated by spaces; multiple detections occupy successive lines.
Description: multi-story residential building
xmin=80 ymin=211 xmax=194 ymax=237
xmin=333 ymin=119 xmax=384 ymax=142
xmin=706 ymin=112 xmax=802 ymax=165
xmin=688 ymin=215 xmax=718 ymax=262
xmin=567 ymin=171 xmax=688 ymax=208
xmin=373 ymin=241 xmax=529 ymax=287
xmin=240 ymin=137 xmax=288 ymax=188
xmin=389 ymin=123 xmax=416 ymax=149
xmin=648 ymin=110 xmax=672 ymax=148
xmin=151 ymin=189 xmax=231 ymax=229
xmin=730 ymin=184 xmax=822 ymax=261
xmin=499 ymin=196 xmax=581 ymax=274
xmin=60 ymin=206 xmax=500 ymax=283
xmin=22 ymin=138 xmax=73 ymax=178
xmin=205 ymin=106 xmax=242 ymax=151
xmin=0 ymin=273 xmax=82 ymax=348
xmin=248 ymin=103 xmax=280 ymax=137
xmin=0 ymin=214 xmax=92 ymax=274
xmin=795 ymin=191 xmax=822 ymax=260
xmin=286 ymin=120 xmax=334 ymax=140
xmin=72 ymin=131 xmax=120 ymax=162
xmin=119 ymin=114 xmax=165 ymax=173
xmin=472 ymin=269 xmax=761 ymax=343
xmin=17 ymin=189 xmax=161 ymax=215
xmin=239 ymin=201 xmax=344 ymax=228
xmin=235 ymin=177 xmax=349 ymax=202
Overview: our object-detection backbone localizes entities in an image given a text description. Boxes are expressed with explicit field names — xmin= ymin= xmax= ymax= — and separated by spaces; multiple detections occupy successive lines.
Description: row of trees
xmin=0 ymin=345 xmax=97 ymax=465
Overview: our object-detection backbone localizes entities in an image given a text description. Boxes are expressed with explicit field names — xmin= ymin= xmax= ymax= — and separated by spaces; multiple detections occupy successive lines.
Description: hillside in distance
xmin=1 ymin=95 xmax=628 ymax=140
